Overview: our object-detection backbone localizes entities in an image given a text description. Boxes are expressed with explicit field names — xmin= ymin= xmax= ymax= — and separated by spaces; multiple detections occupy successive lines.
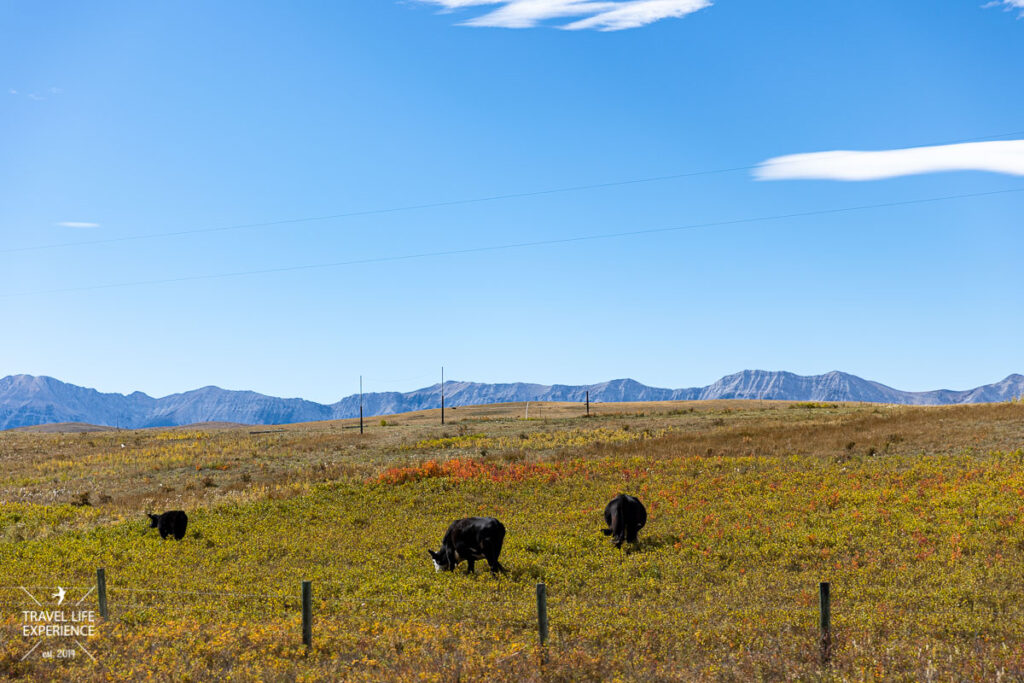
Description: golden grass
xmin=0 ymin=400 xmax=1023 ymax=680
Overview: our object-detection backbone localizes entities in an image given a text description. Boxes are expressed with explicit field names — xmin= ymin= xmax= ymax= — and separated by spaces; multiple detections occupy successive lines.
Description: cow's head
xmin=147 ymin=513 xmax=159 ymax=528
xmin=428 ymin=548 xmax=455 ymax=572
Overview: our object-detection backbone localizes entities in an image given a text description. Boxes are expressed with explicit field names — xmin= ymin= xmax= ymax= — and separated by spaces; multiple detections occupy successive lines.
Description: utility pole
xmin=586 ymin=390 xmax=590 ymax=417
xmin=359 ymin=376 xmax=364 ymax=435
xmin=441 ymin=366 xmax=445 ymax=425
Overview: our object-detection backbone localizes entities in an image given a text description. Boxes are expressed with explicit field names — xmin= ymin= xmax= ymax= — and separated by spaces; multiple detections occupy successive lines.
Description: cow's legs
xmin=486 ymin=555 xmax=506 ymax=573
xmin=465 ymin=560 xmax=475 ymax=573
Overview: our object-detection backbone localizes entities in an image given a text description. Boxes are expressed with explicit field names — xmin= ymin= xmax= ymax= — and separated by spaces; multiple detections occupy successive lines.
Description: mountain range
xmin=1 ymin=371 xmax=1021 ymax=431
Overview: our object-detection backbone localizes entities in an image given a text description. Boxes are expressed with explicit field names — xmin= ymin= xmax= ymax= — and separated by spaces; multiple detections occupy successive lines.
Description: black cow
xmin=602 ymin=494 xmax=647 ymax=548
xmin=429 ymin=517 xmax=506 ymax=573
xmin=147 ymin=510 xmax=188 ymax=540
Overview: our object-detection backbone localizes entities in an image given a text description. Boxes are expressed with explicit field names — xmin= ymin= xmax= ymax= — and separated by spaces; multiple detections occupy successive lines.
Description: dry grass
xmin=1 ymin=400 xmax=1018 ymax=519
xmin=1 ymin=400 xmax=1023 ymax=680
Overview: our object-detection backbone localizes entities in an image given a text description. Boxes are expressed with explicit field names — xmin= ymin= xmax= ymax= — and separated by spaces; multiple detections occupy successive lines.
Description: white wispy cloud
xmin=984 ymin=0 xmax=1024 ymax=14
xmin=57 ymin=221 xmax=101 ymax=229
xmin=754 ymin=140 xmax=1024 ymax=182
xmin=9 ymin=87 xmax=62 ymax=100
xmin=418 ymin=0 xmax=711 ymax=30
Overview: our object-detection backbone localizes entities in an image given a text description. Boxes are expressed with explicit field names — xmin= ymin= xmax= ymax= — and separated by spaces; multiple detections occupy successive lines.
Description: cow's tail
xmin=608 ymin=510 xmax=625 ymax=546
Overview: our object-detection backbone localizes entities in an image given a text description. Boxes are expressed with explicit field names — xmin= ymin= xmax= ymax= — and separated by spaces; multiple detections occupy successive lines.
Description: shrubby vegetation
xmin=1 ymin=401 xmax=1023 ymax=680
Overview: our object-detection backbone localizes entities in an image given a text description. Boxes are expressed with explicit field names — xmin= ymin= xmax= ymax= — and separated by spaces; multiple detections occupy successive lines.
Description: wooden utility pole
xmin=359 ymin=376 xmax=364 ymax=435
xmin=586 ymin=390 xmax=590 ymax=417
xmin=441 ymin=366 xmax=445 ymax=425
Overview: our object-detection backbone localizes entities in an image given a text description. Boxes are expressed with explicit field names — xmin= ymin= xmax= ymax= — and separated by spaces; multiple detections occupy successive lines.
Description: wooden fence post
xmin=819 ymin=581 xmax=831 ymax=666
xmin=302 ymin=580 xmax=312 ymax=649
xmin=97 ymin=568 xmax=108 ymax=620
xmin=536 ymin=583 xmax=549 ymax=662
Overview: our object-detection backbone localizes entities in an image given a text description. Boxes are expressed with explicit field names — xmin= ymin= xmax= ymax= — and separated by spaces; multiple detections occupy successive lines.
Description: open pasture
xmin=1 ymin=400 xmax=1023 ymax=680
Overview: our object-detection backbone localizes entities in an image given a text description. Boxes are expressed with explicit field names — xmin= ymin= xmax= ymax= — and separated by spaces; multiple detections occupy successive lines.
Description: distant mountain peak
xmin=1 ymin=370 xmax=1021 ymax=431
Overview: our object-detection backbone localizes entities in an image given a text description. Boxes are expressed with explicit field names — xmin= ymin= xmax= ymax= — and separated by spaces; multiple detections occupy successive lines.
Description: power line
xmin=4 ymin=128 xmax=1024 ymax=255
xmin=5 ymin=185 xmax=1022 ymax=299
xmin=0 ymin=166 xmax=751 ymax=255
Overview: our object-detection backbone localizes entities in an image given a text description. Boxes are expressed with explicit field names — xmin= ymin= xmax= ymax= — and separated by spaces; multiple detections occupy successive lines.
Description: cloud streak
xmin=984 ymin=0 xmax=1024 ymax=14
xmin=8 ymin=86 xmax=62 ymax=101
xmin=754 ymin=140 xmax=1024 ymax=182
xmin=418 ymin=0 xmax=711 ymax=30
xmin=57 ymin=222 xmax=101 ymax=229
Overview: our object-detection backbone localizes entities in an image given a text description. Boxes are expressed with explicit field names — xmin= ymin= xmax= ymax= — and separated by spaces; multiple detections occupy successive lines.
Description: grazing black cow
xmin=429 ymin=517 xmax=506 ymax=573
xmin=147 ymin=510 xmax=188 ymax=540
xmin=602 ymin=494 xmax=647 ymax=548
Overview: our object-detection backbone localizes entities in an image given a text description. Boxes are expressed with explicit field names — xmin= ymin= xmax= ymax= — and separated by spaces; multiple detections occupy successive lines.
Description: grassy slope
xmin=1 ymin=401 xmax=1023 ymax=680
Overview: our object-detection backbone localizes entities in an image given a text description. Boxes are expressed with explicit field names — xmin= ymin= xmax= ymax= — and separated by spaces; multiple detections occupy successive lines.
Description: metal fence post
xmin=819 ymin=581 xmax=832 ymax=666
xmin=536 ymin=583 xmax=549 ymax=662
xmin=97 ymin=568 xmax=108 ymax=620
xmin=302 ymin=580 xmax=312 ymax=649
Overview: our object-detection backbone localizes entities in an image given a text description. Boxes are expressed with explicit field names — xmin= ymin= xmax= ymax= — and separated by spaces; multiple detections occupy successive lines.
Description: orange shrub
xmin=376 ymin=458 xmax=570 ymax=485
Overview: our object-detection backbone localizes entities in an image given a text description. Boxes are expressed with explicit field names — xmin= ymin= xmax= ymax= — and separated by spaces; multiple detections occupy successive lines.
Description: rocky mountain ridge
xmin=2 ymin=370 xmax=1021 ymax=430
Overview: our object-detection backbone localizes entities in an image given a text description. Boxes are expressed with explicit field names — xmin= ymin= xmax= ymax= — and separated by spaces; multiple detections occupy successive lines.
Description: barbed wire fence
xmin=6 ymin=573 xmax=1024 ymax=672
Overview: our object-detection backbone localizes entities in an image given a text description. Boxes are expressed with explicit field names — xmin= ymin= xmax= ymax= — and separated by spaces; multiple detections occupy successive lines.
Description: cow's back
xmin=605 ymin=494 xmax=646 ymax=545
xmin=161 ymin=510 xmax=188 ymax=540
xmin=448 ymin=517 xmax=505 ymax=556
xmin=448 ymin=516 xmax=503 ymax=542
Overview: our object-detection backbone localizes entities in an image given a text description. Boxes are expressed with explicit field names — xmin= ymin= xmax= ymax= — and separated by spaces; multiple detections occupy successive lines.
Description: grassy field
xmin=1 ymin=400 xmax=1023 ymax=680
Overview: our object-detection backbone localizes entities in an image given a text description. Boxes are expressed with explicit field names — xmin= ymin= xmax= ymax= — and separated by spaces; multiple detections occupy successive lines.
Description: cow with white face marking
xmin=429 ymin=517 xmax=507 ymax=573
xmin=602 ymin=494 xmax=646 ymax=548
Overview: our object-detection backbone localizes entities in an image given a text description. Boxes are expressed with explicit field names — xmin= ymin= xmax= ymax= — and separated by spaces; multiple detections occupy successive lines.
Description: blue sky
xmin=1 ymin=0 xmax=1022 ymax=403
